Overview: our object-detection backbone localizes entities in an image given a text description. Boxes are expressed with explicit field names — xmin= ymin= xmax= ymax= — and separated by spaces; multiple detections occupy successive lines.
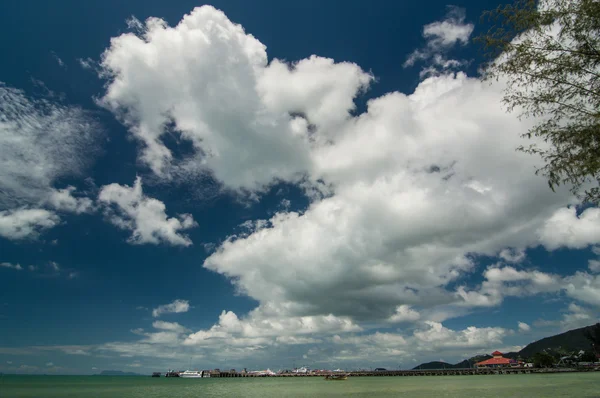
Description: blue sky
xmin=1 ymin=0 xmax=599 ymax=374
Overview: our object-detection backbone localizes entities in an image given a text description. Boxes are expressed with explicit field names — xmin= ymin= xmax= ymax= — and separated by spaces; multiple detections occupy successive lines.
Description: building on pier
xmin=475 ymin=351 xmax=516 ymax=369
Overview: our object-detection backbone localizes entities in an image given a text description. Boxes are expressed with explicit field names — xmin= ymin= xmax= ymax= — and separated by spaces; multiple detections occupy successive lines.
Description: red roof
xmin=491 ymin=351 xmax=503 ymax=356
xmin=476 ymin=357 xmax=514 ymax=366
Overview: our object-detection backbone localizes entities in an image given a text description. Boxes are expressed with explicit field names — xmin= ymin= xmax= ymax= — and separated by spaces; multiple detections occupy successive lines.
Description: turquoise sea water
xmin=1 ymin=373 xmax=599 ymax=398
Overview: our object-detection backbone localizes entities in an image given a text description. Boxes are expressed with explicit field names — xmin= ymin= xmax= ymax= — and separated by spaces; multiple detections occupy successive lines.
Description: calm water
xmin=1 ymin=373 xmax=599 ymax=397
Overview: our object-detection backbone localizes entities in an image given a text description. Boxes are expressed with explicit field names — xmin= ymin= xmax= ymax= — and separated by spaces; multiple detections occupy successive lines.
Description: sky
xmin=0 ymin=0 xmax=599 ymax=375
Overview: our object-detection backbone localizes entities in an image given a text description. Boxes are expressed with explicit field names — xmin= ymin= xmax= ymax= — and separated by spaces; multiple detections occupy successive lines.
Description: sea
xmin=1 ymin=373 xmax=599 ymax=397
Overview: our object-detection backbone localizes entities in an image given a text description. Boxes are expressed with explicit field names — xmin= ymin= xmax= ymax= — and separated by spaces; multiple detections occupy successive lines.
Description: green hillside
xmin=518 ymin=324 xmax=596 ymax=358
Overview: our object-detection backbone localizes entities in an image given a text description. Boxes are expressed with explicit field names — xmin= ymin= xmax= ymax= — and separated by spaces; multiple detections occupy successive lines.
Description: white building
xmin=292 ymin=366 xmax=310 ymax=374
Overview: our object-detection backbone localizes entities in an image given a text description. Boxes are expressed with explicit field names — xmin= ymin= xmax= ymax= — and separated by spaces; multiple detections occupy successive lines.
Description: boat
xmin=165 ymin=370 xmax=180 ymax=377
xmin=151 ymin=372 xmax=161 ymax=377
xmin=324 ymin=373 xmax=349 ymax=380
xmin=179 ymin=370 xmax=203 ymax=378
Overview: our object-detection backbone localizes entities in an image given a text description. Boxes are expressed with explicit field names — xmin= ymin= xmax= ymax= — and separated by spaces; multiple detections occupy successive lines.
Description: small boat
xmin=324 ymin=374 xmax=348 ymax=380
xmin=151 ymin=372 xmax=161 ymax=377
xmin=179 ymin=370 xmax=203 ymax=378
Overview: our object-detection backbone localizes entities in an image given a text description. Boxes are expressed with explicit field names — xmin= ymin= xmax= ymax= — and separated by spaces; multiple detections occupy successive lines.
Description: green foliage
xmin=532 ymin=351 xmax=555 ymax=367
xmin=579 ymin=351 xmax=597 ymax=362
xmin=478 ymin=0 xmax=600 ymax=203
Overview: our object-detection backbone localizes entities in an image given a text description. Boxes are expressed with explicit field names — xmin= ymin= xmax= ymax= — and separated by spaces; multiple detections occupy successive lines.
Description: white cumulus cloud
xmin=589 ymin=247 xmax=600 ymax=273
xmin=203 ymin=71 xmax=576 ymax=323
xmin=518 ymin=322 xmax=530 ymax=332
xmin=184 ymin=307 xmax=361 ymax=348
xmin=46 ymin=186 xmax=94 ymax=214
xmin=388 ymin=305 xmax=421 ymax=323
xmin=457 ymin=265 xmax=600 ymax=309
xmin=538 ymin=207 xmax=600 ymax=250
xmin=98 ymin=6 xmax=371 ymax=192
xmin=413 ymin=321 xmax=509 ymax=349
xmin=98 ymin=177 xmax=197 ymax=246
xmin=0 ymin=208 xmax=60 ymax=240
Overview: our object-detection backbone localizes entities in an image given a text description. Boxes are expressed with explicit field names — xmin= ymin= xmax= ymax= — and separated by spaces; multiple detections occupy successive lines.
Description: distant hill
xmin=413 ymin=323 xmax=596 ymax=370
xmin=412 ymin=361 xmax=453 ymax=370
xmin=96 ymin=370 xmax=142 ymax=376
xmin=518 ymin=324 xmax=596 ymax=358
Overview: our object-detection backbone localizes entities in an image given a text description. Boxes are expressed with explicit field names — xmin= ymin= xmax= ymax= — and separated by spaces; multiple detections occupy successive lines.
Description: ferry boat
xmin=179 ymin=370 xmax=203 ymax=378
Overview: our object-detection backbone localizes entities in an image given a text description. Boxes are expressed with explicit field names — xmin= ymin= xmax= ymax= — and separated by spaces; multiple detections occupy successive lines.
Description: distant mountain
xmin=518 ymin=324 xmax=596 ymax=358
xmin=96 ymin=370 xmax=142 ymax=376
xmin=413 ymin=323 xmax=596 ymax=370
xmin=412 ymin=361 xmax=453 ymax=370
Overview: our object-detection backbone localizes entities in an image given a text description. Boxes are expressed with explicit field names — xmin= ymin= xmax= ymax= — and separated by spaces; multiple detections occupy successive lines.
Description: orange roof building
xmin=475 ymin=351 xmax=516 ymax=368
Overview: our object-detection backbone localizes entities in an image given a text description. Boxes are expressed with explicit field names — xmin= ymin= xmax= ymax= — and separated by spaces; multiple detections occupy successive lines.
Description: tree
xmin=579 ymin=351 xmax=597 ymax=362
xmin=583 ymin=322 xmax=600 ymax=357
xmin=478 ymin=0 xmax=600 ymax=203
xmin=532 ymin=351 xmax=555 ymax=368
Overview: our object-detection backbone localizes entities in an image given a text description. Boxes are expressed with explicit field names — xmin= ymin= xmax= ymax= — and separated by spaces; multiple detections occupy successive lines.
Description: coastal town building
xmin=475 ymin=351 xmax=517 ymax=368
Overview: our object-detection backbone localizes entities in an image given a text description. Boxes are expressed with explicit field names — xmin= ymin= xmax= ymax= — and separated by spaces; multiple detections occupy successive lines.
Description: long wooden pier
xmin=213 ymin=367 xmax=597 ymax=377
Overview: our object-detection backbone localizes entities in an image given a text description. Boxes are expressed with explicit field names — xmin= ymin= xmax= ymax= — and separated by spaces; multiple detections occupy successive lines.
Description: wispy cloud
xmin=403 ymin=6 xmax=473 ymax=75
xmin=51 ymin=51 xmax=66 ymax=69
xmin=4 ymin=261 xmax=81 ymax=280
xmin=0 ymin=262 xmax=23 ymax=271
xmin=152 ymin=300 xmax=190 ymax=318
xmin=64 ymin=349 xmax=91 ymax=356
xmin=0 ymin=345 xmax=93 ymax=356
xmin=0 ymin=83 xmax=103 ymax=209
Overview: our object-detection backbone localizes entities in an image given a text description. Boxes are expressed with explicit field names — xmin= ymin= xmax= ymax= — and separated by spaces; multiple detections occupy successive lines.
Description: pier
xmin=213 ymin=367 xmax=597 ymax=377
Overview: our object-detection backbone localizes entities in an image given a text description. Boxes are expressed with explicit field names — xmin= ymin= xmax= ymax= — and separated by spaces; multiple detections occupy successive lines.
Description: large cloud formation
xmin=95 ymin=5 xmax=600 ymax=366
xmin=99 ymin=8 xmax=371 ymax=190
